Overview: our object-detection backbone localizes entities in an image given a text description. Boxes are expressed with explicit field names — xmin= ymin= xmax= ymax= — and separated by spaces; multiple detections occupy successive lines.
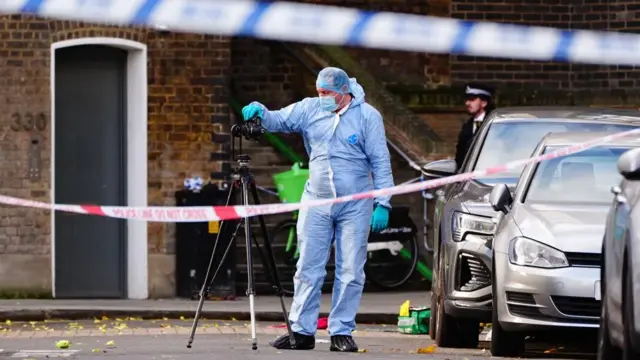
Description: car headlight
xmin=508 ymin=237 xmax=569 ymax=268
xmin=451 ymin=212 xmax=495 ymax=242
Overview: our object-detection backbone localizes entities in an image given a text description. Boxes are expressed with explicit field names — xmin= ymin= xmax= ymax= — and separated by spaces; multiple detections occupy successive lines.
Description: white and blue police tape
xmin=4 ymin=0 xmax=640 ymax=66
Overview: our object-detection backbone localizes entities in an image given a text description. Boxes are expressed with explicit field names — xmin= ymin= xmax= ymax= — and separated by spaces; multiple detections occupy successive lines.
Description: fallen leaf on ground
xmin=56 ymin=340 xmax=71 ymax=349
xmin=544 ymin=348 xmax=557 ymax=354
xmin=92 ymin=348 xmax=101 ymax=353
xmin=416 ymin=345 xmax=437 ymax=354
xmin=358 ymin=349 xmax=367 ymax=353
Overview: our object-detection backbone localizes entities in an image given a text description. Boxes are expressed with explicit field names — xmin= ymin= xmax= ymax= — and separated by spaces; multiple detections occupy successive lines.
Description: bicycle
xmin=269 ymin=206 xmax=420 ymax=295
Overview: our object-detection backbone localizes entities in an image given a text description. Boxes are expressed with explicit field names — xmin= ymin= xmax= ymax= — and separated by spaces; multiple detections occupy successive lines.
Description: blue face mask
xmin=319 ymin=95 xmax=339 ymax=112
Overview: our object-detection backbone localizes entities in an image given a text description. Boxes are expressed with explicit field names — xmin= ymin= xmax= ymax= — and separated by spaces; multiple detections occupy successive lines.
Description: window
xmin=473 ymin=120 xmax=636 ymax=186
xmin=524 ymin=146 xmax=630 ymax=204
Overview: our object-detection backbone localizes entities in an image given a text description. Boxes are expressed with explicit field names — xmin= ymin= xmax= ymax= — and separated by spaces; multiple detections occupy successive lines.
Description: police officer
xmin=454 ymin=83 xmax=495 ymax=170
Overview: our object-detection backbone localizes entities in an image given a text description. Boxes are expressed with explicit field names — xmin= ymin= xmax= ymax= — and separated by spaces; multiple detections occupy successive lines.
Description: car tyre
xmin=490 ymin=261 xmax=524 ymax=357
xmin=597 ymin=253 xmax=621 ymax=360
xmin=429 ymin=286 xmax=437 ymax=340
xmin=434 ymin=253 xmax=479 ymax=348
xmin=622 ymin=262 xmax=640 ymax=360
xmin=429 ymin=245 xmax=441 ymax=340
xmin=434 ymin=253 xmax=458 ymax=347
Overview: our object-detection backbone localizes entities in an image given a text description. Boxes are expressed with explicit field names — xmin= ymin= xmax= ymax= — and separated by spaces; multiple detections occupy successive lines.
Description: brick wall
xmin=451 ymin=0 xmax=640 ymax=90
xmin=266 ymin=0 xmax=640 ymax=92
xmin=0 ymin=15 xmax=230 ymax=296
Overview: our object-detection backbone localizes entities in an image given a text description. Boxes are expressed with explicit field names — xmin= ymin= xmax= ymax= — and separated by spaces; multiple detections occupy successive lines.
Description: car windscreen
xmin=472 ymin=121 xmax=636 ymax=186
xmin=523 ymin=146 xmax=630 ymax=204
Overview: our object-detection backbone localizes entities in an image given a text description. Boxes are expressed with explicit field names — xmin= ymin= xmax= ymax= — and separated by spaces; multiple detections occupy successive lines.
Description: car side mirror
xmin=422 ymin=159 xmax=457 ymax=179
xmin=490 ymin=183 xmax=513 ymax=214
xmin=618 ymin=148 xmax=640 ymax=181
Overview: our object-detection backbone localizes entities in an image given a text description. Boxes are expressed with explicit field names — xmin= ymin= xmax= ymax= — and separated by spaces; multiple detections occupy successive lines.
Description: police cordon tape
xmin=4 ymin=0 xmax=640 ymax=66
xmin=0 ymin=129 xmax=639 ymax=223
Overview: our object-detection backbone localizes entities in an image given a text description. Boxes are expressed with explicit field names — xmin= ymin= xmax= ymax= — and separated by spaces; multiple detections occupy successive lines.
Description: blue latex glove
xmin=370 ymin=205 xmax=390 ymax=233
xmin=241 ymin=104 xmax=263 ymax=121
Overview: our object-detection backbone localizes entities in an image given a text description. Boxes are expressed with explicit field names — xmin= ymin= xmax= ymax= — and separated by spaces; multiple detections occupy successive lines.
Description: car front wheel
xmin=622 ymin=262 xmax=640 ymax=360
xmin=490 ymin=260 xmax=524 ymax=357
xmin=597 ymin=247 xmax=622 ymax=360
xmin=434 ymin=253 xmax=479 ymax=348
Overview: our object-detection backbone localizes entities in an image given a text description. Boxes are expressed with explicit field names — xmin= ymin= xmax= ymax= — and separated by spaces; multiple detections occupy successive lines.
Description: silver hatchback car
xmin=425 ymin=107 xmax=640 ymax=349
xmin=488 ymin=132 xmax=639 ymax=357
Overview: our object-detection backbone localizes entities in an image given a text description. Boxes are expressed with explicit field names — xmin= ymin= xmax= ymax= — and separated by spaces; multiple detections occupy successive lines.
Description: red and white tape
xmin=2 ymin=129 xmax=639 ymax=222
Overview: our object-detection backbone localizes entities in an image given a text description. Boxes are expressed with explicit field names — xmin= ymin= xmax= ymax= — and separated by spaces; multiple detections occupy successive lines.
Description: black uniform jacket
xmin=454 ymin=116 xmax=475 ymax=171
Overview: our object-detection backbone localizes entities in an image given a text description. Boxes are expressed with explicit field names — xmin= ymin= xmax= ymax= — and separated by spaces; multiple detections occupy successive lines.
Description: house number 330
xmin=10 ymin=113 xmax=47 ymax=132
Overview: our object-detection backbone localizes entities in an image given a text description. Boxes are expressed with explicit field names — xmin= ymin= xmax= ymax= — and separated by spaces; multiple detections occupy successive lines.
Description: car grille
xmin=565 ymin=252 xmax=601 ymax=268
xmin=508 ymin=304 xmax=545 ymax=319
xmin=455 ymin=253 xmax=491 ymax=292
xmin=506 ymin=291 xmax=536 ymax=305
xmin=551 ymin=295 xmax=600 ymax=317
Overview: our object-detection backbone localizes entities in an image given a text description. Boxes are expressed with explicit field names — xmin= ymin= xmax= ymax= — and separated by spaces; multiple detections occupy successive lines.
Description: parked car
xmin=423 ymin=107 xmax=640 ymax=348
xmin=487 ymin=132 xmax=638 ymax=356
xmin=598 ymin=146 xmax=640 ymax=359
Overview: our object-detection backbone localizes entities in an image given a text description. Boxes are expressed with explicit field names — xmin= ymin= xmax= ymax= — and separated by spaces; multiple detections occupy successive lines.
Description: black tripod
xmin=187 ymin=120 xmax=296 ymax=350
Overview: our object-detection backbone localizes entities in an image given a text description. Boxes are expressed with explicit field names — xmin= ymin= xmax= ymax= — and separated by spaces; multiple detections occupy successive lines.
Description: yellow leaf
xmin=358 ymin=349 xmax=367 ymax=353
xmin=106 ymin=340 xmax=115 ymax=347
xmin=5 ymin=320 xmax=11 ymax=325
xmin=101 ymin=316 xmax=109 ymax=321
xmin=231 ymin=317 xmax=237 ymax=321
xmin=416 ymin=345 xmax=437 ymax=354
xmin=162 ymin=317 xmax=169 ymax=321
xmin=92 ymin=348 xmax=101 ymax=353
xmin=180 ymin=316 xmax=186 ymax=321
xmin=56 ymin=340 xmax=71 ymax=349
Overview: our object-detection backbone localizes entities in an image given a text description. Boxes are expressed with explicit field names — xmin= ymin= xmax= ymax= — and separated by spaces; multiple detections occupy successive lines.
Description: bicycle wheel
xmin=365 ymin=233 xmax=419 ymax=290
xmin=269 ymin=218 xmax=299 ymax=296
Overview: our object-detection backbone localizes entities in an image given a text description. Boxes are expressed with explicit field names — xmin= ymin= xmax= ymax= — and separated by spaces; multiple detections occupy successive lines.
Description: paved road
xmin=0 ymin=319 xmax=595 ymax=359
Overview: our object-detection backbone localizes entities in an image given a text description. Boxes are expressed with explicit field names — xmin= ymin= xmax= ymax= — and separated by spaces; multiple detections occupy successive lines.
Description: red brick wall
xmin=267 ymin=0 xmax=640 ymax=91
xmin=0 ymin=15 xmax=230 ymax=294
xmin=451 ymin=0 xmax=640 ymax=90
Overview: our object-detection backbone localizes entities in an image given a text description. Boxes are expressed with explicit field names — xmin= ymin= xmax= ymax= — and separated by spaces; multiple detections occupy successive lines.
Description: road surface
xmin=0 ymin=318 xmax=595 ymax=359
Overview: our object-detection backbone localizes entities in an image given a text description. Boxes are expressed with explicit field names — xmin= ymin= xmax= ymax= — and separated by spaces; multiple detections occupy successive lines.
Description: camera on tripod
xmin=187 ymin=113 xmax=296 ymax=351
xmin=231 ymin=116 xmax=265 ymax=141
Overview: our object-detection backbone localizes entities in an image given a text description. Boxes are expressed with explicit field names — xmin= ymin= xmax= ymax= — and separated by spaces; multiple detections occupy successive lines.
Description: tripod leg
xmin=249 ymin=182 xmax=296 ymax=348
xmin=187 ymin=184 xmax=237 ymax=348
xmin=249 ymin=229 xmax=272 ymax=293
xmin=241 ymin=179 xmax=259 ymax=350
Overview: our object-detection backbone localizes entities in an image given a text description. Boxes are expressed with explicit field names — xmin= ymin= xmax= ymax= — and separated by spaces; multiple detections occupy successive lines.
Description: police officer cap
xmin=465 ymin=83 xmax=494 ymax=100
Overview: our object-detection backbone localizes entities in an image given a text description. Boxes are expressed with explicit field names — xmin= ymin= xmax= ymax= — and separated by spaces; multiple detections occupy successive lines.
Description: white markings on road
xmin=9 ymin=350 xmax=79 ymax=358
